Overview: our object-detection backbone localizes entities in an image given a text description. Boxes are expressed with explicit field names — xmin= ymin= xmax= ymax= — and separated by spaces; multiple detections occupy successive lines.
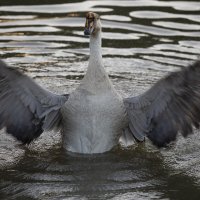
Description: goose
xmin=0 ymin=12 xmax=200 ymax=154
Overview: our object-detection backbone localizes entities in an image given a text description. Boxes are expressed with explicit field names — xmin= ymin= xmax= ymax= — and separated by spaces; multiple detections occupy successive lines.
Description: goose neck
xmin=89 ymin=31 xmax=102 ymax=66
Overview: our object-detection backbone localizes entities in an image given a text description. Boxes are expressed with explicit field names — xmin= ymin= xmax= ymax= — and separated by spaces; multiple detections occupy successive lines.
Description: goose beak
xmin=84 ymin=28 xmax=90 ymax=36
xmin=84 ymin=17 xmax=94 ymax=36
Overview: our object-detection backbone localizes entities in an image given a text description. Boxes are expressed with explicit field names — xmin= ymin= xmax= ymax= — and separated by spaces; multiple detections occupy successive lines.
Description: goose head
xmin=84 ymin=12 xmax=101 ymax=36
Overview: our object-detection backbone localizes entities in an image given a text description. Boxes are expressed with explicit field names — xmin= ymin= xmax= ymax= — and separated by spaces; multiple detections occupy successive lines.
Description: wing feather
xmin=124 ymin=60 xmax=200 ymax=147
xmin=0 ymin=60 xmax=68 ymax=144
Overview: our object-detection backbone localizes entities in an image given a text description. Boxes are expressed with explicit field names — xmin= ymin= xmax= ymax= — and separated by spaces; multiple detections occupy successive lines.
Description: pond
xmin=0 ymin=0 xmax=200 ymax=199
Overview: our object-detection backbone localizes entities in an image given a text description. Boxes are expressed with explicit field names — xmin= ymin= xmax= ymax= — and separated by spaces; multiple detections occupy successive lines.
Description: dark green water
xmin=0 ymin=0 xmax=200 ymax=199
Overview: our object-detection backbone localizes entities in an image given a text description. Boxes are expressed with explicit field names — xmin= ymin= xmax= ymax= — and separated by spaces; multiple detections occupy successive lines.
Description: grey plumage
xmin=0 ymin=60 xmax=68 ymax=144
xmin=1 ymin=58 xmax=200 ymax=149
xmin=124 ymin=60 xmax=200 ymax=147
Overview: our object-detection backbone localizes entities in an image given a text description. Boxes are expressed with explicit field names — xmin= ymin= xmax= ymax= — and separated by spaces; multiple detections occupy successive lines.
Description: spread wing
xmin=124 ymin=60 xmax=200 ymax=147
xmin=0 ymin=60 xmax=68 ymax=144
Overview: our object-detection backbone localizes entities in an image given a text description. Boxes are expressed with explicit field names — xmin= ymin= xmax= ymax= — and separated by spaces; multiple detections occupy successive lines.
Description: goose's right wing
xmin=0 ymin=60 xmax=68 ymax=144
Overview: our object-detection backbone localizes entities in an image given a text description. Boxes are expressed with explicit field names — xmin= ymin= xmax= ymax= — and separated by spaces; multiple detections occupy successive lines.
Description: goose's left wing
xmin=124 ymin=60 xmax=200 ymax=147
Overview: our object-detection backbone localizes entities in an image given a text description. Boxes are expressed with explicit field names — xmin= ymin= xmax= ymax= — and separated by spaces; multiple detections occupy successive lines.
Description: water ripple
xmin=0 ymin=1 xmax=113 ymax=14
xmin=0 ymin=15 xmax=36 ymax=19
xmin=0 ymin=35 xmax=88 ymax=43
xmin=1 ymin=16 xmax=199 ymax=37
xmin=152 ymin=21 xmax=200 ymax=30
xmin=101 ymin=15 xmax=132 ymax=22
xmin=130 ymin=10 xmax=200 ymax=23
xmin=0 ymin=26 xmax=61 ymax=33
xmin=0 ymin=1 xmax=199 ymax=13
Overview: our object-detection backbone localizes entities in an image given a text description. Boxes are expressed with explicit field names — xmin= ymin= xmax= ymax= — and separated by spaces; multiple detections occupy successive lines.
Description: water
xmin=0 ymin=0 xmax=200 ymax=199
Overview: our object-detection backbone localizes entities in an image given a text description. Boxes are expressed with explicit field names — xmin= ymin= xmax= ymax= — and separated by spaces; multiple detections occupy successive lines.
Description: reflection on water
xmin=0 ymin=0 xmax=200 ymax=199
xmin=0 ymin=147 xmax=200 ymax=200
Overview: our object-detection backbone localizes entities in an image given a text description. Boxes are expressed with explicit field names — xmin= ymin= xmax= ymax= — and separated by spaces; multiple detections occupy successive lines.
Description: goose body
xmin=0 ymin=12 xmax=200 ymax=155
xmin=62 ymin=80 xmax=127 ymax=153
xmin=61 ymin=28 xmax=127 ymax=153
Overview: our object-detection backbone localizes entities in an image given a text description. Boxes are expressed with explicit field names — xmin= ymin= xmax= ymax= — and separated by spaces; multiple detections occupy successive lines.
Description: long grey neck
xmin=80 ymin=29 xmax=112 ymax=92
xmin=89 ymin=31 xmax=103 ymax=68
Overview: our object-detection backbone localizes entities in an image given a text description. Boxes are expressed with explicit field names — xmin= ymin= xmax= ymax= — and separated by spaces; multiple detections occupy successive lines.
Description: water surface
xmin=0 ymin=0 xmax=200 ymax=199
